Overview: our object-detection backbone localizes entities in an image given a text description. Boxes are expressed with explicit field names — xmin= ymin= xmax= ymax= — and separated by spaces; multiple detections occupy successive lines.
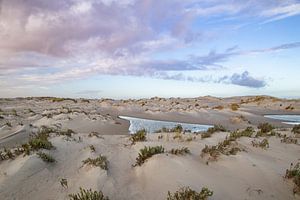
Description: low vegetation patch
xmin=169 ymin=147 xmax=190 ymax=155
xmin=285 ymin=162 xmax=300 ymax=195
xmin=29 ymin=133 xmax=53 ymax=150
xmin=82 ymin=155 xmax=108 ymax=170
xmin=58 ymin=129 xmax=75 ymax=137
xmin=207 ymin=125 xmax=226 ymax=134
xmin=37 ymin=152 xmax=55 ymax=163
xmin=200 ymin=125 xmax=227 ymax=139
xmin=228 ymin=127 xmax=255 ymax=141
xmin=257 ymin=123 xmax=274 ymax=134
xmin=230 ymin=103 xmax=240 ymax=111
xmin=201 ymin=138 xmax=241 ymax=161
xmin=135 ymin=146 xmax=165 ymax=166
xmin=171 ymin=124 xmax=183 ymax=133
xmin=292 ymin=124 xmax=300 ymax=134
xmin=167 ymin=186 xmax=213 ymax=200
xmin=130 ymin=129 xmax=147 ymax=144
xmin=156 ymin=125 xmax=184 ymax=133
xmin=201 ymin=132 xmax=212 ymax=139
xmin=0 ymin=127 xmax=55 ymax=161
xmin=281 ymin=135 xmax=298 ymax=144
xmin=51 ymin=97 xmax=77 ymax=103
xmin=213 ymin=105 xmax=224 ymax=110
xmin=251 ymin=138 xmax=269 ymax=149
xmin=69 ymin=187 xmax=109 ymax=200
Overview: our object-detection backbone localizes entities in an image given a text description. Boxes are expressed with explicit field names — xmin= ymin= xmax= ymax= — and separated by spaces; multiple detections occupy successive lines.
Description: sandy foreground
xmin=0 ymin=96 xmax=300 ymax=200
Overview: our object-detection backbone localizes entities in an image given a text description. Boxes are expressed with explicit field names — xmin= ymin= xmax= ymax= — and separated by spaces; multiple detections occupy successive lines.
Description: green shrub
xmin=213 ymin=105 xmax=224 ymax=110
xmin=155 ymin=127 xmax=169 ymax=133
xmin=281 ymin=135 xmax=298 ymax=144
xmin=201 ymin=138 xmax=241 ymax=160
xmin=39 ymin=125 xmax=56 ymax=135
xmin=292 ymin=124 xmax=300 ymax=134
xmin=29 ymin=137 xmax=53 ymax=150
xmin=257 ymin=123 xmax=274 ymax=133
xmin=171 ymin=125 xmax=183 ymax=133
xmin=201 ymin=125 xmax=226 ymax=139
xmin=229 ymin=127 xmax=254 ymax=141
xmin=58 ymin=129 xmax=75 ymax=137
xmin=207 ymin=125 xmax=226 ymax=134
xmin=167 ymin=186 xmax=213 ymax=200
xmin=156 ymin=125 xmax=184 ymax=133
xmin=251 ymin=138 xmax=269 ymax=149
xmin=51 ymin=97 xmax=77 ymax=103
xmin=135 ymin=146 xmax=165 ymax=166
xmin=69 ymin=187 xmax=109 ymax=200
xmin=37 ymin=152 xmax=55 ymax=163
xmin=169 ymin=147 xmax=190 ymax=155
xmin=82 ymin=155 xmax=108 ymax=170
xmin=285 ymin=162 xmax=300 ymax=194
xmin=130 ymin=129 xmax=147 ymax=144
xmin=201 ymin=132 xmax=212 ymax=139
xmin=230 ymin=103 xmax=240 ymax=111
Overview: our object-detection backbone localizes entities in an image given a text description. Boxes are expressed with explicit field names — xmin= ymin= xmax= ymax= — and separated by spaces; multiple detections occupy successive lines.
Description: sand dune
xmin=0 ymin=96 xmax=300 ymax=199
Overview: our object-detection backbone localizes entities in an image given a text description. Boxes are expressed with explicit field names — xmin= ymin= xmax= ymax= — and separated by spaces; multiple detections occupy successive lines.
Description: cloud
xmin=151 ymin=71 xmax=266 ymax=88
xmin=221 ymin=71 xmax=266 ymax=88
xmin=0 ymin=0 xmax=300 ymax=90
xmin=262 ymin=3 xmax=300 ymax=23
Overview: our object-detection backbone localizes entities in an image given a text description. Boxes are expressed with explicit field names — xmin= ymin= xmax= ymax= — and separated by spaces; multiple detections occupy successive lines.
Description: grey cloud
xmin=155 ymin=71 xmax=266 ymax=88
xmin=220 ymin=71 xmax=266 ymax=88
xmin=251 ymin=42 xmax=300 ymax=53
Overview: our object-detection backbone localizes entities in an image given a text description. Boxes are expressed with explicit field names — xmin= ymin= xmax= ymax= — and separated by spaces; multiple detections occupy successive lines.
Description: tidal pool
xmin=119 ymin=115 xmax=213 ymax=134
xmin=264 ymin=115 xmax=300 ymax=125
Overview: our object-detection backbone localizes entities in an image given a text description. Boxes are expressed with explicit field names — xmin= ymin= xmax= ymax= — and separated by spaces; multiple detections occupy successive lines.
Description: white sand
xmin=0 ymin=96 xmax=300 ymax=199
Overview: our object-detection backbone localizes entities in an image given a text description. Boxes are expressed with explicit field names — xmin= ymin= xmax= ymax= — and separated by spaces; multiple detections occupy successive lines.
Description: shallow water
xmin=264 ymin=115 xmax=300 ymax=125
xmin=119 ymin=115 xmax=213 ymax=134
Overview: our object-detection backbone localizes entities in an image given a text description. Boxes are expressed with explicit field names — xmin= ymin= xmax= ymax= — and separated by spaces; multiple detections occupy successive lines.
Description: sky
xmin=0 ymin=0 xmax=300 ymax=99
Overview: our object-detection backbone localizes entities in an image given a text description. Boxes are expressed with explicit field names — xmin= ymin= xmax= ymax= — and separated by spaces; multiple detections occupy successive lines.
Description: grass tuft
xmin=82 ymin=155 xmax=108 ymax=170
xmin=201 ymin=138 xmax=241 ymax=160
xmin=69 ymin=187 xmax=109 ymax=200
xmin=37 ymin=152 xmax=55 ymax=163
xmin=285 ymin=162 xmax=300 ymax=194
xmin=251 ymin=138 xmax=269 ymax=149
xmin=167 ymin=186 xmax=213 ymax=200
xmin=292 ymin=124 xmax=300 ymax=134
xmin=230 ymin=103 xmax=240 ymax=111
xmin=169 ymin=147 xmax=190 ymax=155
xmin=130 ymin=129 xmax=147 ymax=144
xmin=135 ymin=146 xmax=165 ymax=166
xmin=257 ymin=123 xmax=274 ymax=134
